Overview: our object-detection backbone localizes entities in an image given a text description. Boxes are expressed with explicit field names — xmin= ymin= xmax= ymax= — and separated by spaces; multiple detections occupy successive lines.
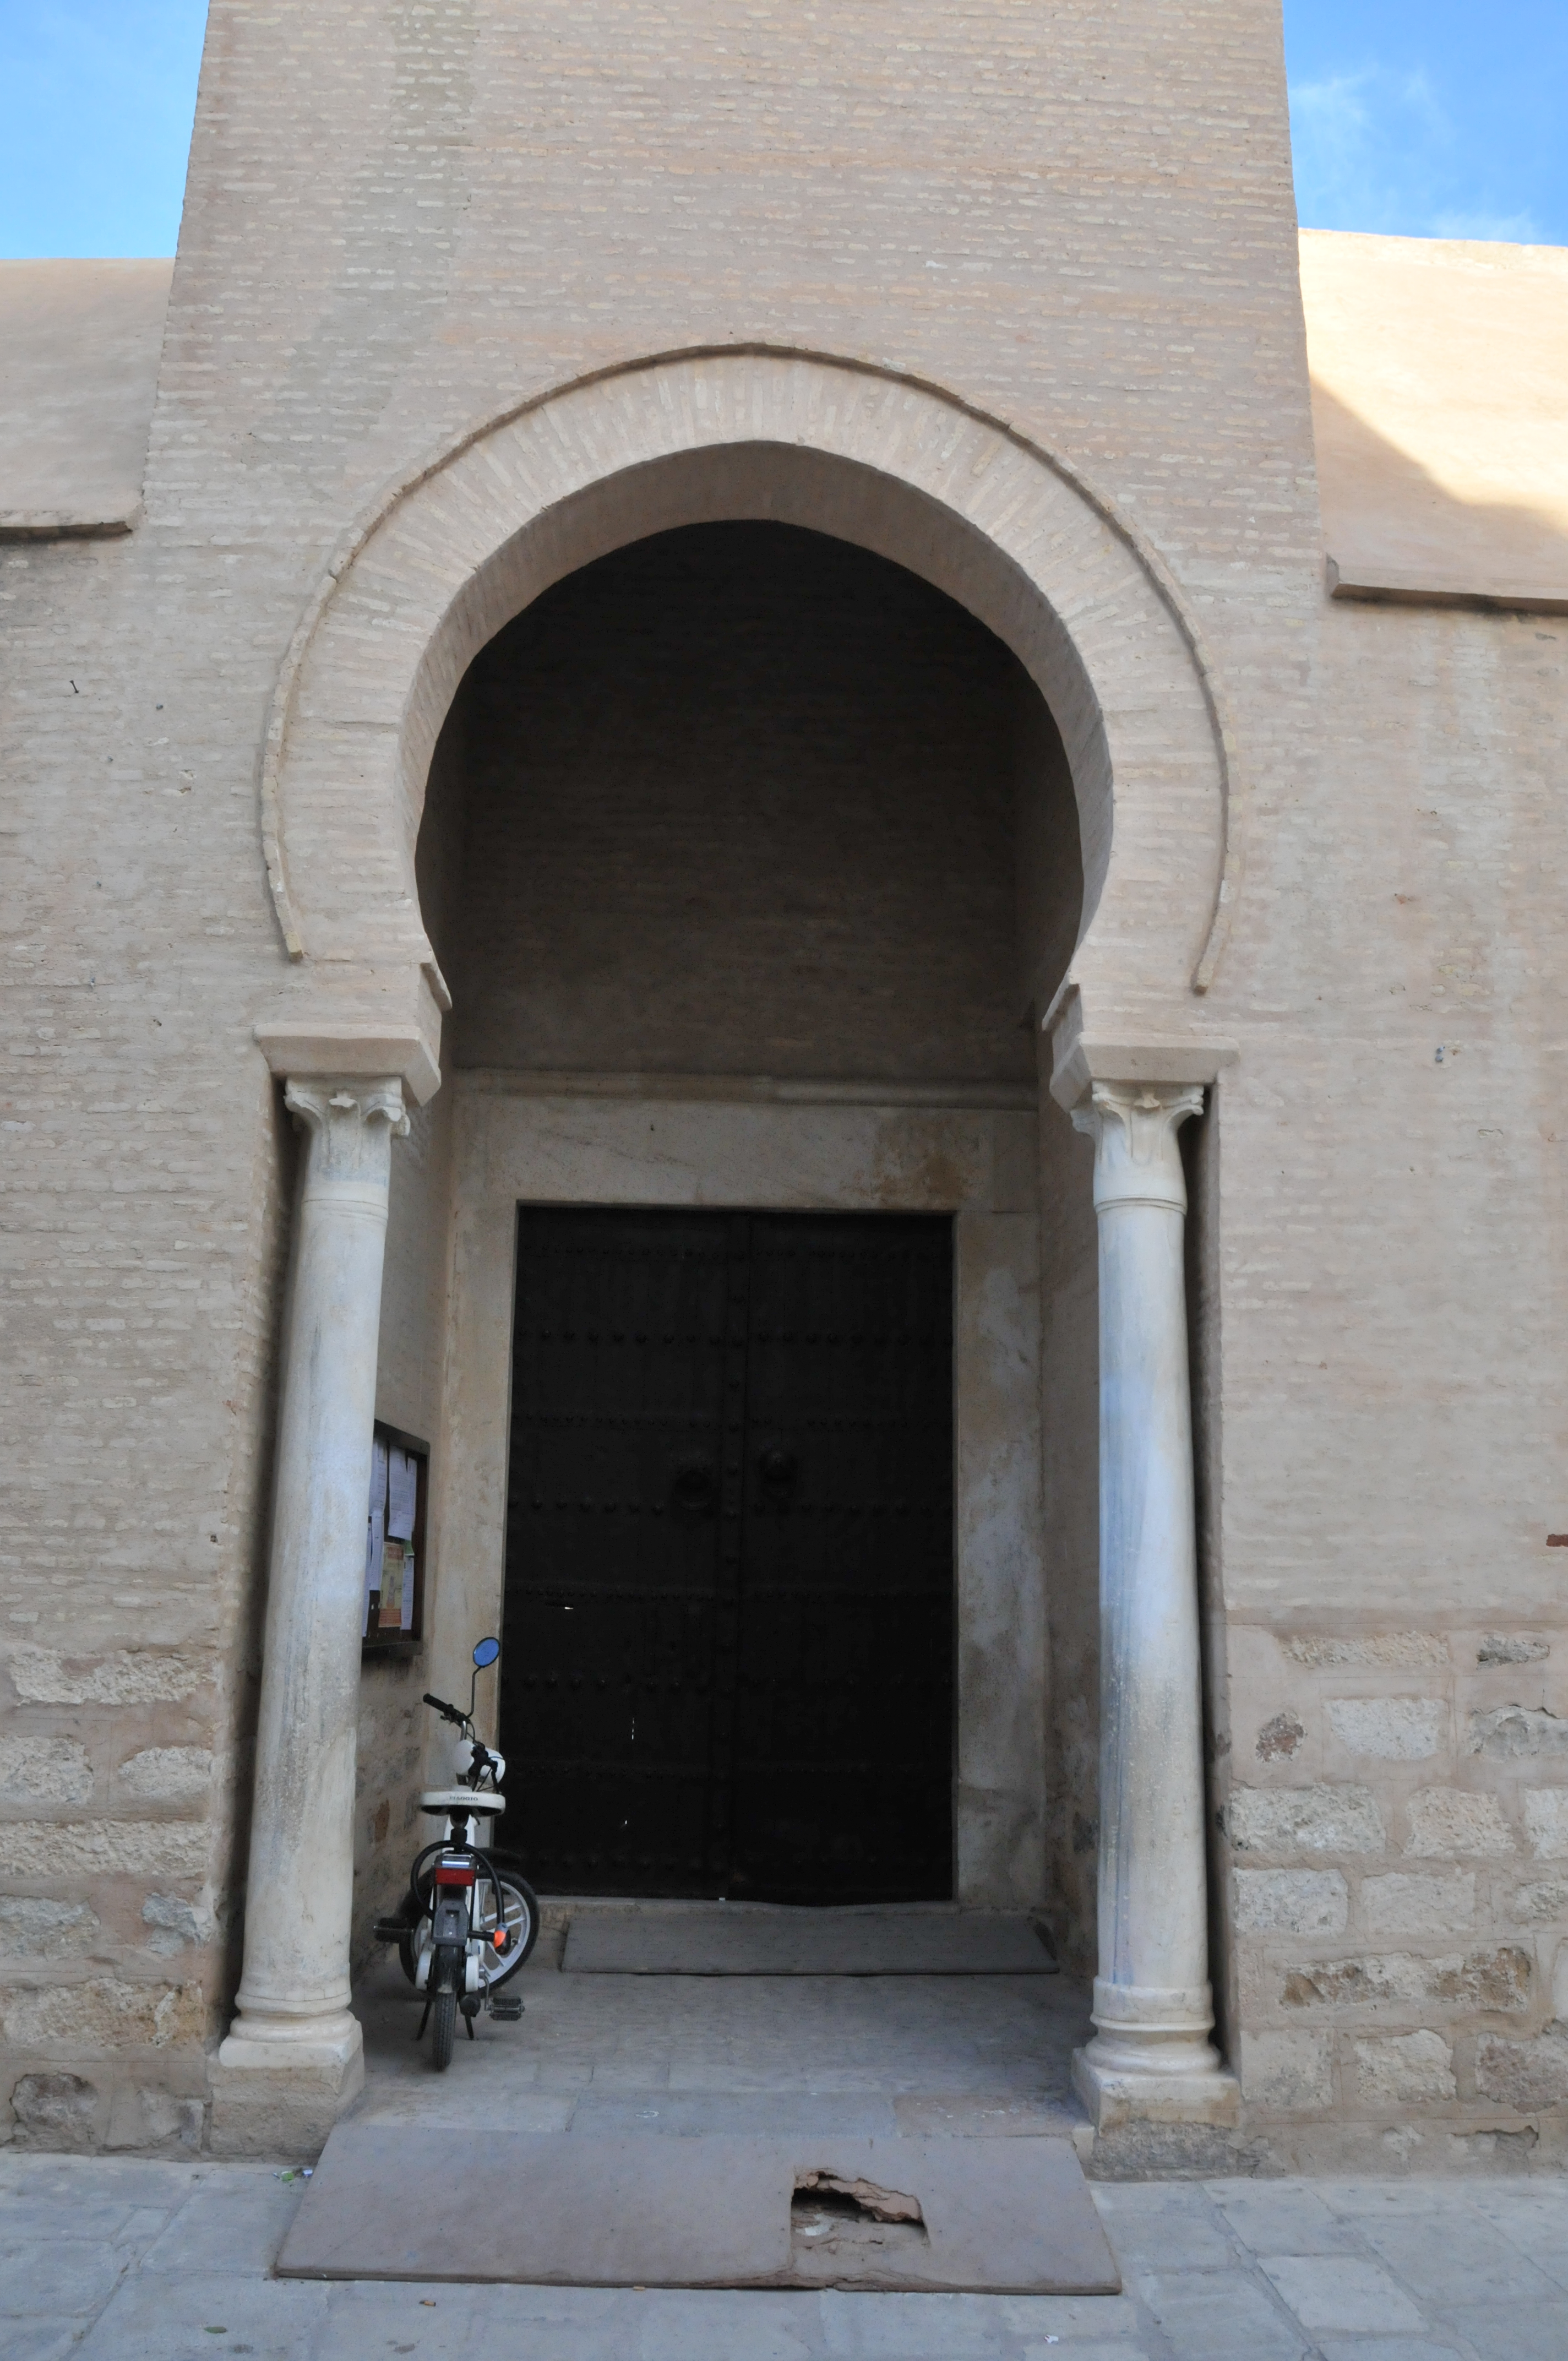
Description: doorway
xmin=498 ymin=1205 xmax=955 ymax=1902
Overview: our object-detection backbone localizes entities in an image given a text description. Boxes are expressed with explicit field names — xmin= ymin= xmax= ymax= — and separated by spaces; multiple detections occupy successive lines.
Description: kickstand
xmin=465 ymin=2009 xmax=476 ymax=2040
xmin=414 ymin=1996 xmax=432 ymax=2043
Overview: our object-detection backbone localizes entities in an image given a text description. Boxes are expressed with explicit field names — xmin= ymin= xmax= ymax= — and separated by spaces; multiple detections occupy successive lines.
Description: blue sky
xmin=0 ymin=2 xmax=1564 ymax=258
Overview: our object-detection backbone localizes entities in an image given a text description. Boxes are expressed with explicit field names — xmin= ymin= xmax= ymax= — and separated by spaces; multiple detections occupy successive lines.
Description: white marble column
xmin=1069 ymin=1081 xmax=1236 ymax=2129
xmin=216 ymin=1078 xmax=405 ymax=2128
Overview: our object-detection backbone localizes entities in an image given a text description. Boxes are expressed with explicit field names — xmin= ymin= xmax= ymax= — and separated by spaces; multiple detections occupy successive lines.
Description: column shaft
xmin=1070 ymin=1081 xmax=1235 ymax=2128
xmin=220 ymin=1078 xmax=405 ymax=2079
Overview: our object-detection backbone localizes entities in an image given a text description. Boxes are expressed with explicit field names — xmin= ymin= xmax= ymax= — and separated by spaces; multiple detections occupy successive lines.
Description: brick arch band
xmin=253 ymin=349 xmax=1239 ymax=1103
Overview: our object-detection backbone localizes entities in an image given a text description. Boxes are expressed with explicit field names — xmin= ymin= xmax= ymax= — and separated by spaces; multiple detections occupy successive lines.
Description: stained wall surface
xmin=2 ymin=0 xmax=1566 ymax=2169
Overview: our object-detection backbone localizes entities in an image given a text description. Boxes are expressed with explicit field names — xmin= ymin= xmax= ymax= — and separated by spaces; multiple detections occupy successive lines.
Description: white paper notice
xmin=364 ymin=1436 xmax=389 ymax=1634
xmin=388 ymin=1447 xmax=418 ymax=1542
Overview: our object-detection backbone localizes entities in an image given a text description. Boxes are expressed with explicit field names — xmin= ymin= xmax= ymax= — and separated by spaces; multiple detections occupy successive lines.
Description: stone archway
xmin=213 ymin=350 xmax=1240 ymax=2154
xmin=251 ymin=348 xmax=1236 ymax=1102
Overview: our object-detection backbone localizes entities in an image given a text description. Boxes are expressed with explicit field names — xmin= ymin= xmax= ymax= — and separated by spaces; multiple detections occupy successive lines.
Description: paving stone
xmin=1135 ymin=2271 xmax=1306 ymax=2360
xmin=1316 ymin=2343 xmax=1467 ymax=2361
xmin=1316 ymin=2181 xmax=1456 ymax=2217
xmin=819 ymin=2289 xmax=1140 ymax=2355
xmin=0 ymin=2153 xmax=204 ymax=2207
xmin=1205 ymin=2180 xmax=1357 ymax=2254
xmin=1091 ymin=2183 xmax=1233 ymax=2270
xmin=624 ymin=2288 xmax=824 ymax=2360
xmin=0 ymin=2237 xmax=128 ymax=2317
xmin=1258 ymin=2254 xmax=1427 ymax=2332
xmin=72 ymin=2267 xmax=332 ymax=2361
xmin=571 ymin=2091 xmax=901 ymax=2136
xmin=137 ymin=2176 xmax=306 ymax=2278
xmin=1357 ymin=2212 xmax=1565 ymax=2308
xmin=4 ymin=2330 xmax=83 ymax=2361
xmin=0 ymin=2193 xmax=149 ymax=2242
xmin=1445 ymin=2304 xmax=1568 ymax=2361
xmin=1467 ymin=2186 xmax=1568 ymax=2293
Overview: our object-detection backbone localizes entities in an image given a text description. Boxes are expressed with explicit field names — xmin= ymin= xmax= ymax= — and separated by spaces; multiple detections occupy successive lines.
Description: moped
xmin=373 ymin=1636 xmax=540 ymax=2069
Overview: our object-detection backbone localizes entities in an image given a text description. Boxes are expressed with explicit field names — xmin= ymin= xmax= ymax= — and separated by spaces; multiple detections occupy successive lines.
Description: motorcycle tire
xmin=431 ymin=1986 xmax=457 ymax=2072
xmin=399 ymin=1864 xmax=540 ymax=1992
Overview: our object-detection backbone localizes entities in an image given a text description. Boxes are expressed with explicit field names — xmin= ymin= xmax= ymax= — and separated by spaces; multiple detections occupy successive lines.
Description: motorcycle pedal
xmin=488 ymin=1995 xmax=524 ymax=2021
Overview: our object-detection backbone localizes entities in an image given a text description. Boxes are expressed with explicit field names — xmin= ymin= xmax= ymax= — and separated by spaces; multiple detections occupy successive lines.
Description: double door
xmin=498 ymin=1206 xmax=954 ymax=1902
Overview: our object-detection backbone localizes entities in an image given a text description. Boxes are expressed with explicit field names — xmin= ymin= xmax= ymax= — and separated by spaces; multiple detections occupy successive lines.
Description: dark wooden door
xmin=499 ymin=1206 xmax=954 ymax=1902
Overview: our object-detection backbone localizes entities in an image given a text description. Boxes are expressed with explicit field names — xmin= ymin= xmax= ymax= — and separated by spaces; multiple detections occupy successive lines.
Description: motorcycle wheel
xmin=472 ymin=1870 xmax=540 ymax=1990
xmin=400 ymin=1865 xmax=540 ymax=1992
xmin=431 ymin=1986 xmax=457 ymax=2072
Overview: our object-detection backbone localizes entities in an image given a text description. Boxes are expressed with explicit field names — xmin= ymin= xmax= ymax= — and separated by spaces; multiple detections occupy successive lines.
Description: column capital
xmin=1071 ymin=1080 xmax=1204 ymax=1214
xmin=284 ymin=1075 xmax=410 ymax=1181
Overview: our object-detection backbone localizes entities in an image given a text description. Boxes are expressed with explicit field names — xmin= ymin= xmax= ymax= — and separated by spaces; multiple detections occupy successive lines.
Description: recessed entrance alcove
xmin=358 ymin=517 xmax=1098 ymax=1957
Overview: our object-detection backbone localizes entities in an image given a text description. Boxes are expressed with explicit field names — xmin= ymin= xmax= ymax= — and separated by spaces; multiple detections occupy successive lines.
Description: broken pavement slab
xmin=276 ymin=2127 xmax=1120 ymax=2293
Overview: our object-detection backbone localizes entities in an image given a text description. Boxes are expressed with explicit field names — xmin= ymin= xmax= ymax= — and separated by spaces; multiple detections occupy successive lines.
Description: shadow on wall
xmin=1311 ymin=382 xmax=1568 ymax=609
xmin=424 ymin=520 xmax=1084 ymax=1086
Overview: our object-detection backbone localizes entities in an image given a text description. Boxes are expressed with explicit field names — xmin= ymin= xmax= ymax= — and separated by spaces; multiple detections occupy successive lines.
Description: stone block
xmin=1523 ymin=1789 xmax=1568 ymax=1858
xmin=0 ymin=1897 xmax=100 ymax=1960
xmin=1255 ymin=1712 xmax=1305 ymax=1761
xmin=1233 ymin=1867 xmax=1348 ymax=1934
xmin=104 ymin=2082 xmax=207 ymax=2151
xmin=4 ymin=1645 xmax=204 ymax=1705
xmin=1228 ymin=1784 xmax=1385 ymax=1856
xmin=1404 ymin=1788 xmax=1515 ymax=1857
xmin=0 ymin=1977 xmax=204 ymax=2049
xmin=1283 ymin=1946 xmax=1530 ymax=2012
xmin=0 ymin=1820 xmax=209 ymax=1879
xmin=141 ymin=1892 xmax=215 ymax=1954
xmin=0 ymin=1734 xmax=94 ymax=1804
xmin=1478 ymin=1634 xmax=1551 ymax=1665
xmin=1354 ymin=2030 xmax=1457 ymax=2102
xmin=1474 ymin=2033 xmax=1568 ymax=2113
xmin=1240 ymin=2029 xmax=1333 ymax=2110
xmin=1468 ymin=1708 xmax=1568 ymax=1763
xmin=7 ymin=2068 xmax=102 ymax=2147
xmin=1362 ymin=1870 xmax=1475 ymax=1935
xmin=1326 ymin=1698 xmax=1445 ymax=1760
xmin=1282 ymin=1633 xmax=1448 ymax=1669
xmin=115 ymin=1747 xmax=214 ymax=1806
xmin=208 ymin=2042 xmax=367 ymax=2160
xmin=1511 ymin=1879 xmax=1568 ymax=1925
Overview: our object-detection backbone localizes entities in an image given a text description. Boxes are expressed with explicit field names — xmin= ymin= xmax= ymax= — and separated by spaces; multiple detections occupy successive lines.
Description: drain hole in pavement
xmin=791 ymin=2169 xmax=928 ymax=2256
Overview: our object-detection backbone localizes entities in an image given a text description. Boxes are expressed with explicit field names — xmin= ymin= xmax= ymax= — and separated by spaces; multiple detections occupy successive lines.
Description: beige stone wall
xmin=1196 ymin=597 xmax=1568 ymax=2167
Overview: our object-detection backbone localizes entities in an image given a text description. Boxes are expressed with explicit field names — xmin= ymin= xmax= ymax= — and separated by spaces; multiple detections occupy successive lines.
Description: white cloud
xmin=1289 ymin=61 xmax=1533 ymax=244
xmin=1432 ymin=208 xmax=1539 ymax=242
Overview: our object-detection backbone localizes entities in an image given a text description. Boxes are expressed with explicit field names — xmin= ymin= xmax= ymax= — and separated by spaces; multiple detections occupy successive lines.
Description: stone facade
xmin=1 ymin=0 xmax=1565 ymax=2168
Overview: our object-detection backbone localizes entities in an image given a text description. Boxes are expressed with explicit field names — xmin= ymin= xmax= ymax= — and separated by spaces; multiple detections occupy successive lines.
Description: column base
xmin=1073 ymin=2043 xmax=1240 ymax=2132
xmin=209 ymin=2015 xmax=364 ymax=2159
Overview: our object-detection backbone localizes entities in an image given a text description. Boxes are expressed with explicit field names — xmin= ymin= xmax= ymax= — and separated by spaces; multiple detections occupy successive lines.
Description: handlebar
xmin=422 ymin=1692 xmax=465 ymax=1726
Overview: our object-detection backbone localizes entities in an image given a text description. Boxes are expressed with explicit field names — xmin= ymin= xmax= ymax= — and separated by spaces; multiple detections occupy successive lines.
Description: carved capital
xmin=1071 ymin=1081 xmax=1204 ymax=1214
xmin=285 ymin=1076 xmax=409 ymax=1187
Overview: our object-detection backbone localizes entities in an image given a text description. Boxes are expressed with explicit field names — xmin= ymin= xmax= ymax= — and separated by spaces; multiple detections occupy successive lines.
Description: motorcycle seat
xmin=418 ymin=1788 xmax=505 ymax=1816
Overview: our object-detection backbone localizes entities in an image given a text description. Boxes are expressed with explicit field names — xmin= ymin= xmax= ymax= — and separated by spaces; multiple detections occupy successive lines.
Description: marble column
xmin=1069 ymin=1081 xmax=1237 ymax=2129
xmin=214 ymin=1078 xmax=406 ymax=2146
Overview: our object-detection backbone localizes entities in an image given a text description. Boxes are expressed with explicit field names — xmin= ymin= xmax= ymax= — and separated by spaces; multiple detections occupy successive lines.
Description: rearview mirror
xmin=473 ymin=1636 xmax=500 ymax=1669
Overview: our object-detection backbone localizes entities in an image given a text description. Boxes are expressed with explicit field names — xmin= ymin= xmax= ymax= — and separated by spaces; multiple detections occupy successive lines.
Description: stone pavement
xmin=4 ymin=2148 xmax=1567 ymax=2361
xmin=8 ymin=1946 xmax=1567 ymax=2357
